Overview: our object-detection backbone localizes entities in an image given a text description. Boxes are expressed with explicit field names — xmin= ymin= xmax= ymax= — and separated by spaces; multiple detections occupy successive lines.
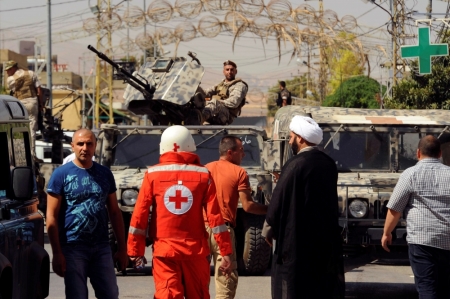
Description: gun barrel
xmin=87 ymin=45 xmax=154 ymax=99
xmin=87 ymin=45 xmax=99 ymax=55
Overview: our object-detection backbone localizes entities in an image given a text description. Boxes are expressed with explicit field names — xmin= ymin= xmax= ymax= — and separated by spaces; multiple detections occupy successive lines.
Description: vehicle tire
xmin=241 ymin=213 xmax=271 ymax=276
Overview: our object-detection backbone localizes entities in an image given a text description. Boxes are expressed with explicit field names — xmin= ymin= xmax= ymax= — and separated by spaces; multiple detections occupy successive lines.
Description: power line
xmin=0 ymin=0 xmax=86 ymax=13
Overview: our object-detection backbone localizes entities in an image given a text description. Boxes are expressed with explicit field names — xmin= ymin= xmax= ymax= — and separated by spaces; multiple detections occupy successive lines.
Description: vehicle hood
xmin=112 ymin=168 xmax=146 ymax=190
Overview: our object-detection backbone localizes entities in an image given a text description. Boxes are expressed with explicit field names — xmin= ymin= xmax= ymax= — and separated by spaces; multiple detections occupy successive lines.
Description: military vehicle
xmin=0 ymin=95 xmax=50 ymax=298
xmin=266 ymin=105 xmax=450 ymax=254
xmin=97 ymin=124 xmax=273 ymax=275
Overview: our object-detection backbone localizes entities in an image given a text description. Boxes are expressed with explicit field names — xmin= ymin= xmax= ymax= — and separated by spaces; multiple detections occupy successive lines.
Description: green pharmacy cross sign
xmin=401 ymin=27 xmax=449 ymax=74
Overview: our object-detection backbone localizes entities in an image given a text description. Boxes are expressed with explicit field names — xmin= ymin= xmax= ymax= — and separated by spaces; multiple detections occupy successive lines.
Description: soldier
xmin=202 ymin=60 xmax=248 ymax=125
xmin=5 ymin=60 xmax=43 ymax=156
xmin=276 ymin=81 xmax=292 ymax=107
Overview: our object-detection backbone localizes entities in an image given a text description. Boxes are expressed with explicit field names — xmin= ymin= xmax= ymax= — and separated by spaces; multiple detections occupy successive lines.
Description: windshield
xmin=113 ymin=133 xmax=261 ymax=168
xmin=319 ymin=131 xmax=390 ymax=171
xmin=399 ymin=132 xmax=450 ymax=169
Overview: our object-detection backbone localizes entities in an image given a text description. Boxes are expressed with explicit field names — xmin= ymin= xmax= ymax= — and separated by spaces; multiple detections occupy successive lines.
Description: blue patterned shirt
xmin=47 ymin=161 xmax=116 ymax=245
xmin=387 ymin=158 xmax=450 ymax=250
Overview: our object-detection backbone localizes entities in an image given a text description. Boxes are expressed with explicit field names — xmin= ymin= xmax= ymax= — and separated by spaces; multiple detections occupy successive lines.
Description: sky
xmin=1 ymin=0 xmax=449 ymax=92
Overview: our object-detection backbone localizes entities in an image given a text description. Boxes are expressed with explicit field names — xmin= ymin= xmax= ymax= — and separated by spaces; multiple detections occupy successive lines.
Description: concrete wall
xmin=52 ymin=90 xmax=83 ymax=130
xmin=40 ymin=71 xmax=82 ymax=90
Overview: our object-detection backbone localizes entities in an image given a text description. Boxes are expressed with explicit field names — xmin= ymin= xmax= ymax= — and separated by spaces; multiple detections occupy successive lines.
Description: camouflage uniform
xmin=7 ymin=68 xmax=41 ymax=155
xmin=203 ymin=79 xmax=248 ymax=125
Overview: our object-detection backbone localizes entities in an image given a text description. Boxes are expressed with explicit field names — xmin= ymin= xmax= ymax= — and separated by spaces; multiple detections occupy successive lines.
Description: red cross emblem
xmin=164 ymin=185 xmax=193 ymax=215
xmin=169 ymin=190 xmax=188 ymax=209
xmin=173 ymin=143 xmax=180 ymax=152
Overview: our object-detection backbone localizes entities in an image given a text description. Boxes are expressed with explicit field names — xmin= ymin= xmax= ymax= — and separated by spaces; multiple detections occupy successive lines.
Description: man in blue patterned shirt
xmin=382 ymin=135 xmax=450 ymax=298
xmin=46 ymin=129 xmax=128 ymax=299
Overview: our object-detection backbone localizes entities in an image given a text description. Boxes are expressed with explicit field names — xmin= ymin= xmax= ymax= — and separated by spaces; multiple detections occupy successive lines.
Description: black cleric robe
xmin=266 ymin=147 xmax=344 ymax=299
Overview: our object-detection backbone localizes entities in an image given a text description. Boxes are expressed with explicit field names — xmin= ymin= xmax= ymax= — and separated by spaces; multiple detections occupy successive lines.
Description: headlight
xmin=348 ymin=199 xmax=368 ymax=218
xmin=122 ymin=189 xmax=138 ymax=206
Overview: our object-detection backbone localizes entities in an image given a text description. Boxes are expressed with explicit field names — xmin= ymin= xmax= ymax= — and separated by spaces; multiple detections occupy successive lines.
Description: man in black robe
xmin=264 ymin=115 xmax=344 ymax=298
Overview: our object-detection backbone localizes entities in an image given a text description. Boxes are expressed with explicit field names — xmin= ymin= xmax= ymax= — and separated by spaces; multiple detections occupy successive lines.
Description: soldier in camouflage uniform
xmin=202 ymin=60 xmax=248 ymax=125
xmin=6 ymin=60 xmax=43 ymax=156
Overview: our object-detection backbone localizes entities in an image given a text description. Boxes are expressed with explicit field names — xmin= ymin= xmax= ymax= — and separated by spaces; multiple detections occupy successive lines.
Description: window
xmin=320 ymin=131 xmax=390 ymax=171
xmin=113 ymin=133 xmax=262 ymax=168
xmin=399 ymin=132 xmax=450 ymax=169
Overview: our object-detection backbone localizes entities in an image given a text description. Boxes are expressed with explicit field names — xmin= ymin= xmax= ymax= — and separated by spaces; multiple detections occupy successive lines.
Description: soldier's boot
xmin=185 ymin=109 xmax=203 ymax=125
xmin=201 ymin=109 xmax=211 ymax=125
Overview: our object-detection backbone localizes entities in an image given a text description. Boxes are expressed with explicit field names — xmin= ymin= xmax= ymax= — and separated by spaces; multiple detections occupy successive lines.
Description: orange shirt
xmin=205 ymin=159 xmax=251 ymax=227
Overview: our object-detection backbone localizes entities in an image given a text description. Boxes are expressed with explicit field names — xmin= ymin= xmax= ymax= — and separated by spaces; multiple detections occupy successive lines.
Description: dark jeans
xmin=409 ymin=244 xmax=450 ymax=299
xmin=62 ymin=243 xmax=119 ymax=299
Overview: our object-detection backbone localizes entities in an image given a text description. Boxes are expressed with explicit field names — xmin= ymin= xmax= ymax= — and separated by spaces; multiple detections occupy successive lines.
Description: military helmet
xmin=4 ymin=60 xmax=17 ymax=71
xmin=160 ymin=125 xmax=196 ymax=154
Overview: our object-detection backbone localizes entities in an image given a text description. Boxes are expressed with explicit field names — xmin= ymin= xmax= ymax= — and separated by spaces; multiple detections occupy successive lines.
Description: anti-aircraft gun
xmin=88 ymin=45 xmax=205 ymax=125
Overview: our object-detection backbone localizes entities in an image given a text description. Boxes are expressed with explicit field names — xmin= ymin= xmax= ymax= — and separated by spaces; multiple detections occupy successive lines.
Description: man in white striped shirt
xmin=382 ymin=135 xmax=450 ymax=298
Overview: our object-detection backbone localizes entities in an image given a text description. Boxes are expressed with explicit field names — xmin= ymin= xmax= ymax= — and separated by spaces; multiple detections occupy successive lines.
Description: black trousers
xmin=409 ymin=244 xmax=450 ymax=299
xmin=271 ymin=252 xmax=345 ymax=299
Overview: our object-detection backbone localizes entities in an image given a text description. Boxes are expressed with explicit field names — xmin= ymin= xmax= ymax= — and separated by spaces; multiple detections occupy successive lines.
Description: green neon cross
xmin=401 ymin=27 xmax=448 ymax=74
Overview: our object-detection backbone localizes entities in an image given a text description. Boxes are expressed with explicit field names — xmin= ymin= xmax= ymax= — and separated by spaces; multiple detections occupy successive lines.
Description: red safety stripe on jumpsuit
xmin=127 ymin=151 xmax=232 ymax=299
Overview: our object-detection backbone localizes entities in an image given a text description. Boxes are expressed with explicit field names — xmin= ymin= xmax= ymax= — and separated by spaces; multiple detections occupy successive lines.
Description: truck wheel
xmin=241 ymin=213 xmax=271 ymax=276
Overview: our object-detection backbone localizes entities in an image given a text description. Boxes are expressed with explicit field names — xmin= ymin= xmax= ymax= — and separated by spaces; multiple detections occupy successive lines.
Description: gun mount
xmin=88 ymin=45 xmax=205 ymax=125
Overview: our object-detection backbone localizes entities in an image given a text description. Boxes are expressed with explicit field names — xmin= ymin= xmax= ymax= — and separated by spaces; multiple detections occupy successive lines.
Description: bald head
xmin=418 ymin=135 xmax=441 ymax=159
xmin=72 ymin=129 xmax=96 ymax=167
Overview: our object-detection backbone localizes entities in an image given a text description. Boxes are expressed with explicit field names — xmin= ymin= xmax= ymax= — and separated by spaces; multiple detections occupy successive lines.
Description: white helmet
xmin=160 ymin=125 xmax=196 ymax=154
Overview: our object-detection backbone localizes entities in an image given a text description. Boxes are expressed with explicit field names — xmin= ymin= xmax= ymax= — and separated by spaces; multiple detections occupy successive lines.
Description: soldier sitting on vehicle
xmin=202 ymin=60 xmax=248 ymax=125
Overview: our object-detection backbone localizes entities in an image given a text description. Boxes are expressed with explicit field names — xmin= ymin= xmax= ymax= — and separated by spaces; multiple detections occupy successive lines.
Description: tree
xmin=120 ymin=56 xmax=137 ymax=62
xmin=384 ymin=60 xmax=450 ymax=109
xmin=325 ymin=32 xmax=365 ymax=95
xmin=322 ymin=76 xmax=383 ymax=108
xmin=385 ymin=31 xmax=450 ymax=109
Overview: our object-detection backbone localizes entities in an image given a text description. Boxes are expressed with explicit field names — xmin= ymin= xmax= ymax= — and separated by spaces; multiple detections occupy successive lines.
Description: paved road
xmin=45 ymin=238 xmax=417 ymax=298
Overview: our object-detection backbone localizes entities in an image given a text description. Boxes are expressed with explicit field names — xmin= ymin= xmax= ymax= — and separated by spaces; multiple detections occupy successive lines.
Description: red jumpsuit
xmin=127 ymin=151 xmax=232 ymax=299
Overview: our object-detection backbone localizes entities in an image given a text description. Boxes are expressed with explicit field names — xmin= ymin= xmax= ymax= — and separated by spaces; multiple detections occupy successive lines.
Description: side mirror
xmin=11 ymin=167 xmax=34 ymax=201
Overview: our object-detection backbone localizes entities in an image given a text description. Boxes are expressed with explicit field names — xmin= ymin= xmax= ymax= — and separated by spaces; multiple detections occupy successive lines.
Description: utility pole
xmin=47 ymin=0 xmax=53 ymax=107
xmin=126 ymin=0 xmax=129 ymax=62
xmin=143 ymin=0 xmax=147 ymax=63
xmin=94 ymin=0 xmax=114 ymax=129
xmin=318 ymin=0 xmax=326 ymax=104
xmin=392 ymin=0 xmax=411 ymax=86
xmin=142 ymin=0 xmax=148 ymax=126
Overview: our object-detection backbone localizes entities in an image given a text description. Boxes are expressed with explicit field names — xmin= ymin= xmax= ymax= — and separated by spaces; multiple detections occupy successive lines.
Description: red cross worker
xmin=127 ymin=125 xmax=232 ymax=299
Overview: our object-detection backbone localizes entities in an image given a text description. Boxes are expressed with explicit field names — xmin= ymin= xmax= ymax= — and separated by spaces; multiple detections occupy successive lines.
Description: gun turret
xmin=89 ymin=45 xmax=206 ymax=125
xmin=87 ymin=45 xmax=155 ymax=99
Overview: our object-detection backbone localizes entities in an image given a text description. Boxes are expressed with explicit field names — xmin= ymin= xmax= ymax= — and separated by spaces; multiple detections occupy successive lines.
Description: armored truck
xmin=96 ymin=124 xmax=273 ymax=275
xmin=266 ymin=106 xmax=450 ymax=254
xmin=0 ymin=95 xmax=50 ymax=298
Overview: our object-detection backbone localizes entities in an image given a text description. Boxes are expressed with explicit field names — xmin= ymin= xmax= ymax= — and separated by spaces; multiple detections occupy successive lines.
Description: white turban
xmin=289 ymin=115 xmax=323 ymax=145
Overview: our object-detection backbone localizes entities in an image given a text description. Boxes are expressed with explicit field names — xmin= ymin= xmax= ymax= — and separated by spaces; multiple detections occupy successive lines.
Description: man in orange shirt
xmin=205 ymin=136 xmax=268 ymax=299
xmin=128 ymin=125 xmax=232 ymax=299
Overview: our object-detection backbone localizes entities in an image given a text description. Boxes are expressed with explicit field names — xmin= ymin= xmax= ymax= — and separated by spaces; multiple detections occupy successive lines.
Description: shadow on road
xmin=345 ymin=282 xmax=417 ymax=299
